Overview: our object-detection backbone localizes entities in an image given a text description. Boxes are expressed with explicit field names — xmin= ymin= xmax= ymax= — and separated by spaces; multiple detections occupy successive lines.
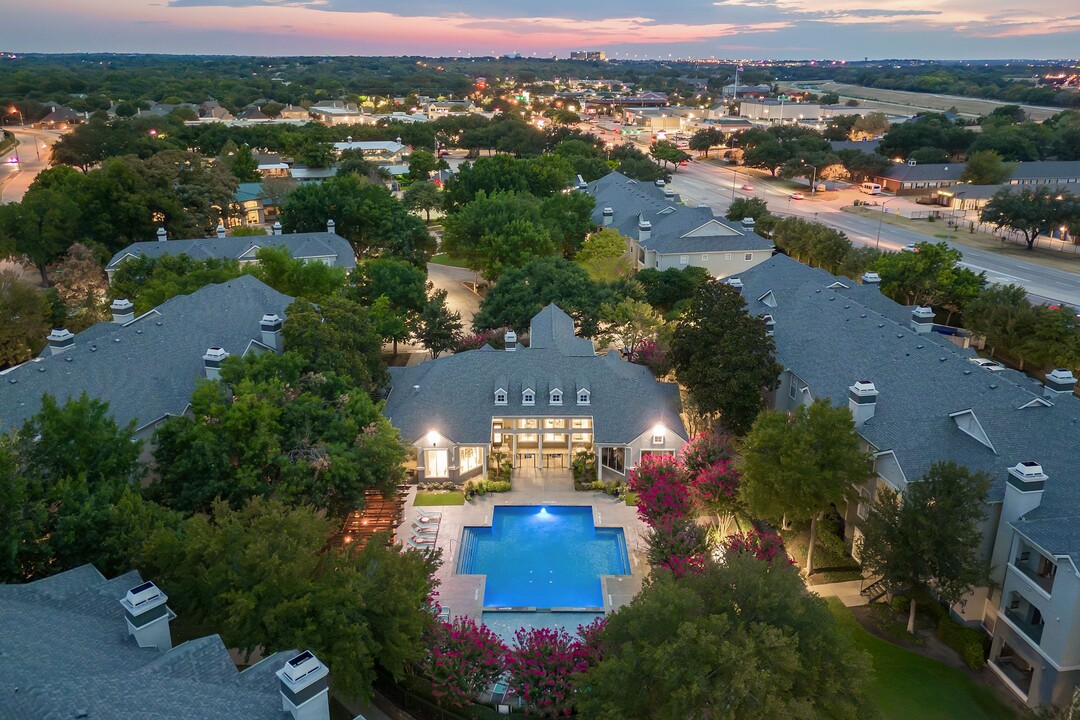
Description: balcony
xmin=1011 ymin=560 xmax=1055 ymax=596
xmin=1004 ymin=607 xmax=1045 ymax=645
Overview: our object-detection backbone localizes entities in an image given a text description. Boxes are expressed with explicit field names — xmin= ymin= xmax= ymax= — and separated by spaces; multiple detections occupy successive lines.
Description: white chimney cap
xmin=1047 ymin=368 xmax=1077 ymax=384
xmin=861 ymin=271 xmax=881 ymax=283
xmin=272 ymin=221 xmax=282 ymax=228
xmin=727 ymin=277 xmax=743 ymax=288
xmin=123 ymin=580 xmax=165 ymax=610
xmin=1012 ymin=461 xmax=1044 ymax=478
xmin=203 ymin=346 xmax=229 ymax=363
xmin=48 ymin=328 xmax=74 ymax=343
xmin=851 ymin=380 xmax=878 ymax=396
xmin=261 ymin=313 xmax=282 ymax=327
xmin=602 ymin=207 xmax=613 ymax=214
xmin=111 ymin=298 xmax=134 ymax=311
xmin=282 ymin=650 xmax=323 ymax=683
xmin=638 ymin=219 xmax=652 ymax=229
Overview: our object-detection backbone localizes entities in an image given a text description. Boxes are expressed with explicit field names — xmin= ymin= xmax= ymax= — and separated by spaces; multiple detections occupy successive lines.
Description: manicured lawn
xmin=827 ymin=599 xmax=1015 ymax=720
xmin=780 ymin=520 xmax=862 ymax=585
xmin=429 ymin=253 xmax=470 ymax=268
xmin=414 ymin=491 xmax=464 ymax=506
xmin=623 ymin=492 xmax=638 ymax=506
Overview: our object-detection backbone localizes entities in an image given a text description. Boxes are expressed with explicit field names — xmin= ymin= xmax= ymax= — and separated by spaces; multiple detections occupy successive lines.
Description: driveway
xmin=427 ymin=261 xmax=481 ymax=329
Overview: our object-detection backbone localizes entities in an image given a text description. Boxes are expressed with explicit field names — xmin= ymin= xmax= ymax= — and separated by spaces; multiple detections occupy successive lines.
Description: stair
xmin=860 ymin=578 xmax=888 ymax=603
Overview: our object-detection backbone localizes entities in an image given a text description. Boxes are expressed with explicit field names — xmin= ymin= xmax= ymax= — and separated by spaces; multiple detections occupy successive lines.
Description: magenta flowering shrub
xmin=679 ymin=430 xmax=735 ymax=477
xmin=692 ymin=458 xmax=741 ymax=511
xmin=628 ymin=455 xmax=692 ymax=525
xmin=422 ymin=615 xmax=507 ymax=708
xmin=721 ymin=528 xmax=793 ymax=566
xmin=454 ymin=327 xmax=512 ymax=353
xmin=645 ymin=516 xmax=708 ymax=577
xmin=629 ymin=338 xmax=671 ymax=377
xmin=504 ymin=626 xmax=599 ymax=717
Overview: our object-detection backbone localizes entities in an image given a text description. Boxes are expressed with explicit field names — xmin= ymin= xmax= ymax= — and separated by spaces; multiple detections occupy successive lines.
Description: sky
xmin=1 ymin=0 xmax=1079 ymax=60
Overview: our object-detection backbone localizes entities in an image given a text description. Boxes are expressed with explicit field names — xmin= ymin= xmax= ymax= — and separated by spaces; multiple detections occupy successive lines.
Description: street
xmin=0 ymin=126 xmax=61 ymax=204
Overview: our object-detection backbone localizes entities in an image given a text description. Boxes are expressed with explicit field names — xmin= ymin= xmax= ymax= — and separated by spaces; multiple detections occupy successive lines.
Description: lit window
xmin=495 ymin=391 xmax=507 ymax=405
xmin=460 ymin=446 xmax=482 ymax=473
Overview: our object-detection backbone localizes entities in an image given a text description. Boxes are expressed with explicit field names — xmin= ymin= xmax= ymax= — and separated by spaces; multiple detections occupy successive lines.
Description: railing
xmin=456 ymin=531 xmax=478 ymax=574
xmin=1004 ymin=608 xmax=1045 ymax=645
xmin=1011 ymin=560 xmax=1055 ymax=596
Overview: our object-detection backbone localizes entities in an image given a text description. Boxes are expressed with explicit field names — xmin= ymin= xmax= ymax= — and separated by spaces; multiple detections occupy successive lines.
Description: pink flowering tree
xmin=628 ymin=455 xmax=692 ymax=525
xmin=504 ymin=626 xmax=598 ymax=717
xmin=645 ymin=516 xmax=709 ymax=577
xmin=721 ymin=528 xmax=793 ymax=567
xmin=692 ymin=458 xmax=742 ymax=537
xmin=679 ymin=429 xmax=735 ymax=477
xmin=421 ymin=615 xmax=507 ymax=708
xmin=630 ymin=338 xmax=671 ymax=377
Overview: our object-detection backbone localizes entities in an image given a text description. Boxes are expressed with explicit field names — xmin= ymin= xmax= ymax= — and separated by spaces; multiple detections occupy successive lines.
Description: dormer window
xmin=577 ymin=390 xmax=590 ymax=405
xmin=495 ymin=391 xmax=507 ymax=405
xmin=523 ymin=390 xmax=535 ymax=406
xmin=550 ymin=389 xmax=562 ymax=405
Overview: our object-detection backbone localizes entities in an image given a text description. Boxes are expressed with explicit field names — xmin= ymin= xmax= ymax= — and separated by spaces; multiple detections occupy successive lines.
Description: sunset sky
xmin=2 ymin=0 xmax=1078 ymax=59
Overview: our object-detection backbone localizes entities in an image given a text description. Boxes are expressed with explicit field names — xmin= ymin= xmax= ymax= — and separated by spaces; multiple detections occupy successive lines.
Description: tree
xmin=649 ymin=140 xmax=690 ymax=169
xmin=441 ymin=191 xmax=558 ymax=281
xmin=282 ymin=297 xmax=387 ymax=394
xmin=851 ymin=112 xmax=890 ymax=140
xmin=108 ymin=254 xmax=243 ymax=314
xmin=52 ymin=242 xmax=108 ymax=330
xmin=725 ymin=197 xmax=771 ymax=225
xmin=742 ymin=141 xmax=790 ymax=177
xmin=670 ymin=281 xmax=782 ymax=435
xmin=635 ymin=266 xmax=711 ymax=315
xmin=575 ymin=554 xmax=872 ymax=720
xmin=352 ymin=256 xmax=428 ymax=316
xmin=370 ymin=295 xmax=411 ymax=355
xmin=688 ymin=128 xmax=723 ymax=157
xmin=541 ymin=190 xmax=596 ymax=256
xmin=872 ymin=240 xmax=984 ymax=313
xmin=0 ymin=270 xmax=50 ymax=367
xmin=961 ymin=149 xmax=1011 ymax=185
xmin=575 ymin=227 xmax=630 ymax=281
xmin=859 ymin=462 xmax=990 ymax=633
xmin=249 ymin=246 xmax=347 ymax=300
xmin=981 ymin=186 xmax=1075 ymax=250
xmin=506 ymin=624 xmax=600 ymax=718
xmin=421 ymin=616 xmax=506 ymax=708
xmin=0 ymin=179 xmax=82 ymax=285
xmin=415 ymin=289 xmax=462 ymax=359
xmin=229 ymin=143 xmax=261 ymax=182
xmin=294 ymin=139 xmax=334 ymax=168
xmin=141 ymin=497 xmax=438 ymax=701
xmin=740 ymin=400 xmax=870 ymax=574
xmin=600 ymin=297 xmax=661 ymax=358
xmin=838 ymin=150 xmax=892 ymax=183
xmin=473 ymin=256 xmax=610 ymax=336
xmin=403 ymin=180 xmax=441 ymax=222
xmin=406 ymin=148 xmax=444 ymax=182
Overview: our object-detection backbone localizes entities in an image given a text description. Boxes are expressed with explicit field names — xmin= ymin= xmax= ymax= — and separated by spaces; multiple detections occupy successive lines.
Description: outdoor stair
xmin=860 ymin=578 xmax=888 ymax=603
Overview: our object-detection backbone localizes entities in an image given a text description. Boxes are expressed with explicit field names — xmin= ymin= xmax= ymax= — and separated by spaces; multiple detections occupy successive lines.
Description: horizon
xmin=2 ymin=0 xmax=1080 ymax=61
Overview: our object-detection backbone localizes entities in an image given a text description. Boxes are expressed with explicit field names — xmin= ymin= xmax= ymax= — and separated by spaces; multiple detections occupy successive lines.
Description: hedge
xmin=937 ymin=617 xmax=988 ymax=669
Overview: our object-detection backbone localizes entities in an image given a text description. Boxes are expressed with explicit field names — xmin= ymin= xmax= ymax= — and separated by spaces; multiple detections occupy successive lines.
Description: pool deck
xmin=396 ymin=469 xmax=650 ymax=625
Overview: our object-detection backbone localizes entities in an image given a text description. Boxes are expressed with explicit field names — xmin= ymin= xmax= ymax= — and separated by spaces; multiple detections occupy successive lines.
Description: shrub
xmin=937 ymin=616 xmax=988 ymax=669
xmin=891 ymin=595 xmax=911 ymax=615
xmin=421 ymin=616 xmax=506 ymax=708
xmin=484 ymin=480 xmax=511 ymax=493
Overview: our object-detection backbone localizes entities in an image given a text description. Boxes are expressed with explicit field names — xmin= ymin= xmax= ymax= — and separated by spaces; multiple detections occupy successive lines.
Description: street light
xmin=6 ymin=107 xmax=22 ymax=126
xmin=875 ymin=197 xmax=900 ymax=249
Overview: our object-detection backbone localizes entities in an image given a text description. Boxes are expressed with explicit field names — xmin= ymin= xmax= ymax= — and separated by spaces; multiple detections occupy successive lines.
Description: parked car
xmin=742 ymin=183 xmax=754 ymax=191
xmin=790 ymin=192 xmax=805 ymax=200
xmin=970 ymin=358 xmax=1005 ymax=372
xmin=903 ymin=243 xmax=919 ymax=253
xmin=437 ymin=150 xmax=450 ymax=157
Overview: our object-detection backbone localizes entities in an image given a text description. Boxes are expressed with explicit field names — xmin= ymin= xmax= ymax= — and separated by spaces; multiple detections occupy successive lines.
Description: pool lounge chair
xmin=415 ymin=509 xmax=442 ymax=523
xmin=407 ymin=537 xmax=435 ymax=550
xmin=409 ymin=534 xmax=436 ymax=545
xmin=412 ymin=521 xmax=439 ymax=533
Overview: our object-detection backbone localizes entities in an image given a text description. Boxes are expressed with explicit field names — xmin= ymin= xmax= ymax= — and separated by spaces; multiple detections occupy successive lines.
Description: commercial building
xmin=570 ymin=51 xmax=607 ymax=61
xmin=738 ymin=99 xmax=821 ymax=124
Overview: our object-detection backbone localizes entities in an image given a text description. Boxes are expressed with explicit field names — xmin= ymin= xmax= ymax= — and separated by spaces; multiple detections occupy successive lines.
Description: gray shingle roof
xmin=737 ymin=254 xmax=1080 ymax=566
xmin=0 ymin=275 xmax=293 ymax=434
xmin=107 ymin=231 xmax=355 ymax=271
xmin=882 ymin=163 xmax=966 ymax=183
xmin=585 ymin=172 xmax=774 ymax=254
xmin=0 ymin=565 xmax=297 ymax=720
xmin=383 ymin=305 xmax=686 ymax=445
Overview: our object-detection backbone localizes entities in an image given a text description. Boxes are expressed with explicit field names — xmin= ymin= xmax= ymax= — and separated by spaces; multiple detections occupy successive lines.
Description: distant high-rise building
xmin=570 ymin=51 xmax=606 ymax=61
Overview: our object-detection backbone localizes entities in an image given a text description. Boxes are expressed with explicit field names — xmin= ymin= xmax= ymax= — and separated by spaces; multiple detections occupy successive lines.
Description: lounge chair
xmin=412 ymin=520 xmax=439 ymax=532
xmin=409 ymin=534 xmax=436 ymax=545
xmin=415 ymin=509 xmax=442 ymax=523
xmin=407 ymin=537 xmax=435 ymax=550
xmin=413 ymin=527 xmax=438 ymax=537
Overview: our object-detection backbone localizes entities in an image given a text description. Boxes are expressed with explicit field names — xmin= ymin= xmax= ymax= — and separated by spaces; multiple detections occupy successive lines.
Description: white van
xmin=860 ymin=182 xmax=882 ymax=195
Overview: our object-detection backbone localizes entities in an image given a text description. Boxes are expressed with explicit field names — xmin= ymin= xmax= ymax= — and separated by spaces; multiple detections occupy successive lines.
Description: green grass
xmin=780 ymin=520 xmax=863 ymax=585
xmin=827 ymin=599 xmax=1015 ymax=720
xmin=623 ymin=492 xmax=639 ymax=506
xmin=414 ymin=491 xmax=464 ymax=506
xmin=430 ymin=253 xmax=470 ymax=268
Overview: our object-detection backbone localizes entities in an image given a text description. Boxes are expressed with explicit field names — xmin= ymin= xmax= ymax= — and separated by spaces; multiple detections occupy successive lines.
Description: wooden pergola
xmin=334 ymin=485 xmax=411 ymax=550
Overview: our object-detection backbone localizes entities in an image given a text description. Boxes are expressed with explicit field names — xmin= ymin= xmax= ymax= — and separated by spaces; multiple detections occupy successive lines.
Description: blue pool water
xmin=457 ymin=506 xmax=630 ymax=609
xmin=482 ymin=612 xmax=604 ymax=644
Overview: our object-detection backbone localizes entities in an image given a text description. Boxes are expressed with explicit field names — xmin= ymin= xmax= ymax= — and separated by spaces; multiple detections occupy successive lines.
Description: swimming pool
xmin=481 ymin=611 xmax=604 ymax=644
xmin=457 ymin=506 xmax=630 ymax=609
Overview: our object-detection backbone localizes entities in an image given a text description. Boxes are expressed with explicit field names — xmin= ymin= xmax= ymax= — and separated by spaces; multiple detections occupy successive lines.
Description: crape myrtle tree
xmin=575 ymin=554 xmax=873 ymax=720
xmin=858 ymin=461 xmax=991 ymax=633
xmin=670 ymin=280 xmax=782 ymax=435
xmin=740 ymin=399 xmax=871 ymax=574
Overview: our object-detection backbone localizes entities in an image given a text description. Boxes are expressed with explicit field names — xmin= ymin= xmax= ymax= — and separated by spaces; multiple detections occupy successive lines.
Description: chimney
xmin=990 ymin=461 xmax=1048 ymax=582
xmin=861 ymin=271 xmax=881 ymax=285
xmin=575 ymin=174 xmax=587 ymax=190
xmin=504 ymin=330 xmax=517 ymax=351
xmin=261 ymin=313 xmax=283 ymax=352
xmin=202 ymin=346 xmax=229 ymax=380
xmin=602 ymin=207 xmax=613 ymax=226
xmin=848 ymin=380 xmax=878 ymax=426
xmin=741 ymin=217 xmax=757 ymax=229
xmin=156 ymin=226 xmax=168 ymax=242
xmin=910 ymin=306 xmax=935 ymax=334
xmin=726 ymin=277 xmax=743 ymax=293
xmin=1044 ymin=368 xmax=1077 ymax=399
xmin=272 ymin=221 xmax=282 ymax=236
xmin=907 ymin=158 xmax=917 ymax=166
xmin=110 ymin=298 xmax=134 ymax=324
xmin=638 ymin=219 xmax=652 ymax=243
xmin=762 ymin=314 xmax=775 ymax=336
xmin=277 ymin=650 xmax=330 ymax=720
xmin=120 ymin=581 xmax=174 ymax=652
xmin=663 ymin=188 xmax=676 ymax=201
xmin=216 ymin=222 xmax=226 ymax=239
xmin=346 ymin=135 xmax=353 ymax=143
xmin=47 ymin=328 xmax=75 ymax=355
xmin=654 ymin=179 xmax=665 ymax=188
xmin=326 ymin=218 xmax=336 ymax=235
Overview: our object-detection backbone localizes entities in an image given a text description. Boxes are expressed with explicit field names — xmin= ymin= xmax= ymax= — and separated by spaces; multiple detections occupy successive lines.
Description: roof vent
xmin=601 ymin=207 xmax=614 ymax=226
xmin=1044 ymin=368 xmax=1077 ymax=398
xmin=727 ymin=277 xmax=743 ymax=289
xmin=156 ymin=226 xmax=167 ymax=242
xmin=272 ymin=221 xmax=282 ymax=236
xmin=1006 ymin=461 xmax=1048 ymax=495
xmin=849 ymin=380 xmax=879 ymax=426
xmin=216 ymin=222 xmax=226 ymax=239
xmin=861 ymin=271 xmax=881 ymax=284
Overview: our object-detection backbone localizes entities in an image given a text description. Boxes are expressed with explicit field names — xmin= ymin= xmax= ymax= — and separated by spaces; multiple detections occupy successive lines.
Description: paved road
xmin=665 ymin=160 xmax=1080 ymax=308
xmin=427 ymin=261 xmax=481 ymax=328
xmin=0 ymin=127 xmax=61 ymax=204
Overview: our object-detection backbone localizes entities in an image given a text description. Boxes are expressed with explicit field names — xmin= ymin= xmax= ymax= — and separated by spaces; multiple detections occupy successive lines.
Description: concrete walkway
xmin=397 ymin=470 xmax=649 ymax=625
xmin=811 ymin=579 xmax=870 ymax=607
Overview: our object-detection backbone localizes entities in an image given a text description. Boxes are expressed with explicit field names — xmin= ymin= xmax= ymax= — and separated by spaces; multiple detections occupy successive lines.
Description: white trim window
xmin=652 ymin=429 xmax=665 ymax=445
xmin=744 ymin=253 xmax=753 ymax=261
xmin=424 ymin=449 xmax=449 ymax=478
xmin=494 ymin=390 xmax=507 ymax=405
xmin=550 ymin=389 xmax=562 ymax=405
xmin=522 ymin=389 xmax=535 ymax=406
xmin=701 ymin=254 xmax=709 ymax=261
xmin=679 ymin=255 xmax=689 ymax=265
xmin=577 ymin=389 xmax=591 ymax=405
xmin=459 ymin=446 xmax=482 ymax=474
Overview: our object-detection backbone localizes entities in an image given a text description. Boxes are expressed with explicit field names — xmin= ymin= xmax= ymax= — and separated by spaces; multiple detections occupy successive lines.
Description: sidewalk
xmin=811 ymin=579 xmax=869 ymax=607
